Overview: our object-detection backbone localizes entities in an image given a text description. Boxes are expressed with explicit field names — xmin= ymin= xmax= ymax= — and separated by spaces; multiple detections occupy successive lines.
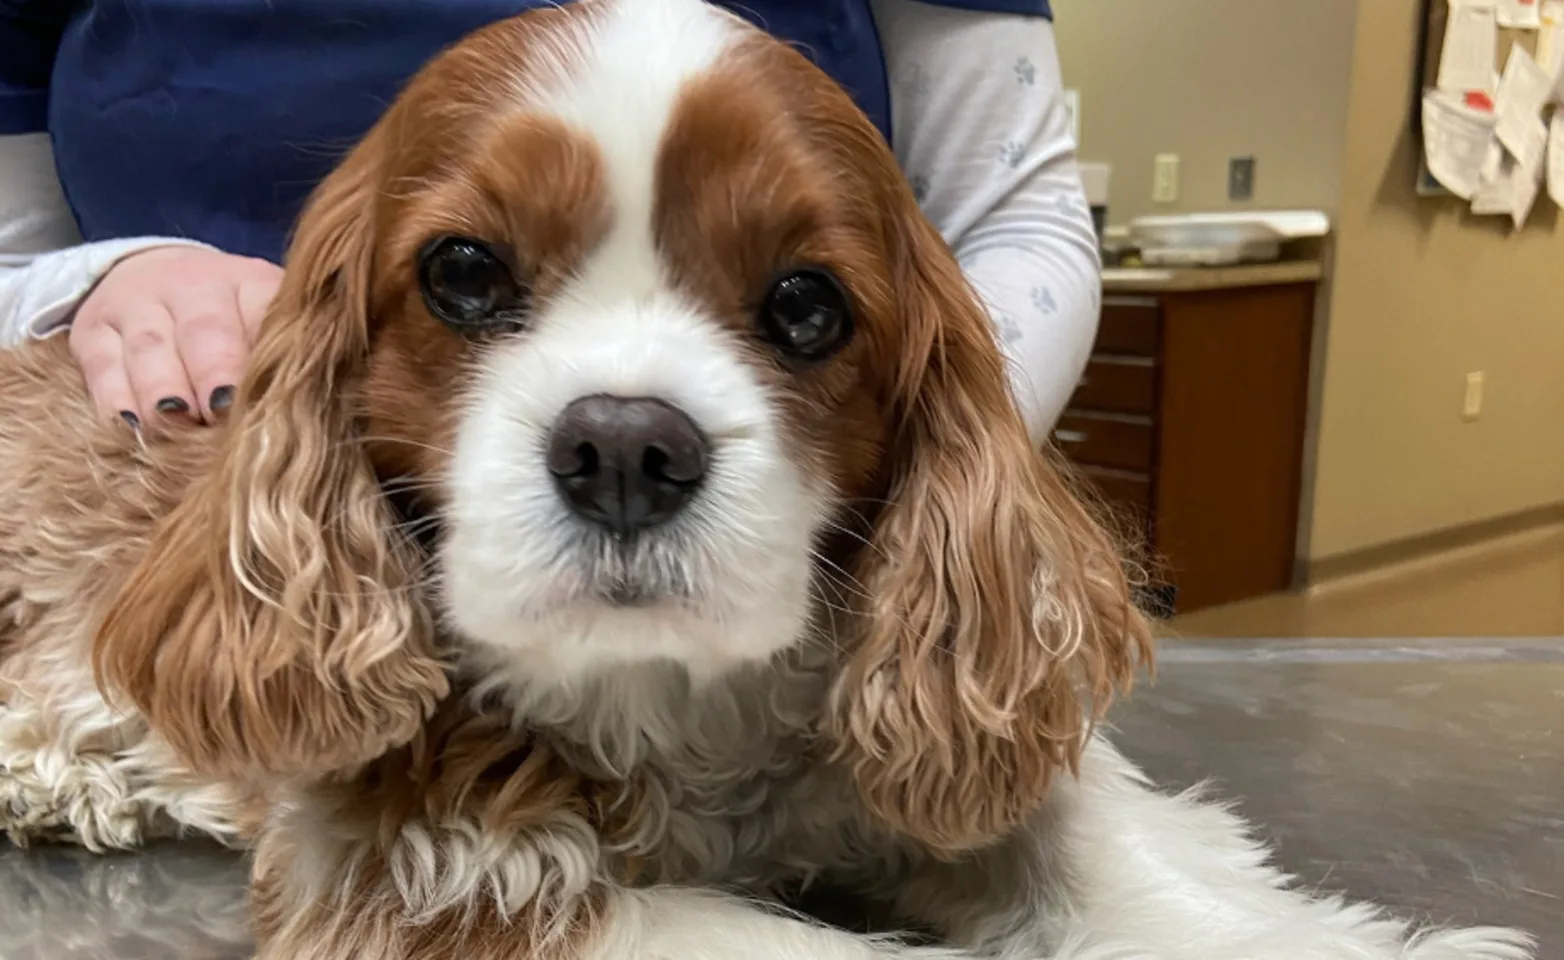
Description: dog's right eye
xmin=758 ymin=267 xmax=855 ymax=362
xmin=418 ymin=236 xmax=530 ymax=331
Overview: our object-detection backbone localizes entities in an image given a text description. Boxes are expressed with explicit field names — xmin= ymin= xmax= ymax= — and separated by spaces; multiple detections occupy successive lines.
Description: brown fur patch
xmin=360 ymin=114 xmax=611 ymax=496
xmin=651 ymin=35 xmax=900 ymax=523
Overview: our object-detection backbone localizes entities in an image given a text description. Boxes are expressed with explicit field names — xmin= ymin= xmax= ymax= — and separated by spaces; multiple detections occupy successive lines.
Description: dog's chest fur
xmin=483 ymin=636 xmax=901 ymax=894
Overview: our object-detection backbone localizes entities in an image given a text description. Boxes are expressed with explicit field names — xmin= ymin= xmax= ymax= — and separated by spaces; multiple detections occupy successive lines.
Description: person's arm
xmin=0 ymin=133 xmax=213 ymax=347
xmin=870 ymin=0 xmax=1099 ymax=445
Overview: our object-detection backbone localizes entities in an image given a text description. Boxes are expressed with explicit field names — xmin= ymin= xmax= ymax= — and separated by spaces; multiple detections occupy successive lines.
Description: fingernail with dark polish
xmin=210 ymin=385 xmax=236 ymax=412
xmin=120 ymin=411 xmax=141 ymax=431
xmin=156 ymin=396 xmax=190 ymax=415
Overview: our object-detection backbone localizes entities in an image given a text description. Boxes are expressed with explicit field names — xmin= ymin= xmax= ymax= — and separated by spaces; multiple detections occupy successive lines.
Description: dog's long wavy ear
xmin=828 ymin=196 xmax=1154 ymax=858
xmin=94 ymin=134 xmax=448 ymax=784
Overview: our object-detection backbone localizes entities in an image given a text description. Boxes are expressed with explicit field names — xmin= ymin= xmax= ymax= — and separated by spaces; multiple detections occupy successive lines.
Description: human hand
xmin=70 ymin=247 xmax=283 ymax=426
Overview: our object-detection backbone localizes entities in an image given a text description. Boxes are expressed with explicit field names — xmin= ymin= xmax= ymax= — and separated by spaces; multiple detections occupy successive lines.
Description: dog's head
xmin=97 ymin=0 xmax=1151 ymax=854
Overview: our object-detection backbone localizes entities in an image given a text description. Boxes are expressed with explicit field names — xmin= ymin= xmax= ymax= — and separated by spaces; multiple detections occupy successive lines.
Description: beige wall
xmin=1307 ymin=0 xmax=1564 ymax=560
xmin=1053 ymin=0 xmax=1359 ymax=222
xmin=1055 ymin=0 xmax=1564 ymax=563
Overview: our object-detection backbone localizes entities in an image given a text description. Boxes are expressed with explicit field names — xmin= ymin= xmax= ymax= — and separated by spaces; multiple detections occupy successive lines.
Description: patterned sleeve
xmin=871 ymin=0 xmax=1098 ymax=444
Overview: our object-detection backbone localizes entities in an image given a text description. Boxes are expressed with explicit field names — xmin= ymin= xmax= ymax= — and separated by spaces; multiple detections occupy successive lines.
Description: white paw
xmin=0 ymin=755 xmax=149 ymax=851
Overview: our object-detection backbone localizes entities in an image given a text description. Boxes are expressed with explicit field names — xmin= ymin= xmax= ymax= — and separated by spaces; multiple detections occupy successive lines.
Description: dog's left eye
xmin=759 ymin=268 xmax=854 ymax=360
xmin=418 ymin=236 xmax=529 ymax=331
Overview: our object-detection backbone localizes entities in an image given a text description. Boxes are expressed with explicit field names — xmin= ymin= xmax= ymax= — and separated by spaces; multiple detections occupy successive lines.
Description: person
xmin=0 ymin=0 xmax=1098 ymax=444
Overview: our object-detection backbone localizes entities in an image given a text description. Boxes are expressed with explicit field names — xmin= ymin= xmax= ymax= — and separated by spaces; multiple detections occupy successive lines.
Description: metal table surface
xmin=2 ymin=636 xmax=1560 ymax=959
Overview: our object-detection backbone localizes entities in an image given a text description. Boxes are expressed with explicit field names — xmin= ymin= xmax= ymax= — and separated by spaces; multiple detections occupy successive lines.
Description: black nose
xmin=546 ymin=395 xmax=710 ymax=536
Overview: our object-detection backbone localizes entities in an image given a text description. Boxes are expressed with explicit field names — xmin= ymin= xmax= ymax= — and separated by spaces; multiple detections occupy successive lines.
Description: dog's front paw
xmin=1 ymin=754 xmax=150 ymax=851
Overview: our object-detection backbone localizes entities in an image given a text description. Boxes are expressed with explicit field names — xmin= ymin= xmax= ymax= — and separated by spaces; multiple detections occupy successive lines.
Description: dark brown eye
xmin=759 ymin=268 xmax=854 ymax=360
xmin=418 ymin=236 xmax=528 ymax=330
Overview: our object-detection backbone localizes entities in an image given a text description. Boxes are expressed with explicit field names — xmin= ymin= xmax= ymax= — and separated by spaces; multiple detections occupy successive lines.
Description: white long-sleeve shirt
xmin=0 ymin=0 xmax=1097 ymax=442
xmin=874 ymin=0 xmax=1099 ymax=441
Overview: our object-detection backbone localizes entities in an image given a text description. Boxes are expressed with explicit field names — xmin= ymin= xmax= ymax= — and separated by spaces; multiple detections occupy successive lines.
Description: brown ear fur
xmin=94 ymin=138 xmax=448 ymax=783
xmin=828 ymin=203 xmax=1154 ymax=856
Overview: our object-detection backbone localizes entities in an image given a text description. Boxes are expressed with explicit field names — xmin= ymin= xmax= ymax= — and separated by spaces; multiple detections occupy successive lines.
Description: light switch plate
xmin=1153 ymin=154 xmax=1180 ymax=204
xmin=1228 ymin=156 xmax=1256 ymax=201
xmin=1463 ymin=371 xmax=1485 ymax=421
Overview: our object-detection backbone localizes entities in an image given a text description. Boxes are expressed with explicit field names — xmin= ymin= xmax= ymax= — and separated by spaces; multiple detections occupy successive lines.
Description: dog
xmin=0 ymin=2 xmax=1536 ymax=958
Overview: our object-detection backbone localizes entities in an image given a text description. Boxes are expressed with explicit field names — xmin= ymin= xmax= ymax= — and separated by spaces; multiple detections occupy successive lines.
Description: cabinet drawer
xmin=1079 ymin=466 xmax=1151 ymax=513
xmin=1077 ymin=466 xmax=1153 ymax=541
xmin=1073 ymin=358 xmax=1157 ymax=414
xmin=1053 ymin=413 xmax=1154 ymax=472
xmin=1076 ymin=469 xmax=1151 ymax=553
xmin=1098 ymin=300 xmax=1161 ymax=356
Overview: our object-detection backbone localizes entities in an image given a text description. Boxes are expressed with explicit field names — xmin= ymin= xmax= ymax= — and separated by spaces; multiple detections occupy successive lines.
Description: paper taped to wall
xmin=1423 ymin=90 xmax=1500 ymax=198
xmin=1423 ymin=0 xmax=1561 ymax=222
xmin=1439 ymin=0 xmax=1500 ymax=93
xmin=1471 ymin=141 xmax=1543 ymax=227
xmin=1494 ymin=48 xmax=1554 ymax=177
xmin=1502 ymin=115 xmax=1551 ymax=177
xmin=1539 ymin=2 xmax=1564 ymax=81
xmin=1497 ymin=0 xmax=1543 ymax=29
xmin=1496 ymin=46 xmax=1555 ymax=113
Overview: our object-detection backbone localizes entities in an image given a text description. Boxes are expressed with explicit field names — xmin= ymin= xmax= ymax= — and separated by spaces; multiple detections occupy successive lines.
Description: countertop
xmin=0 ymin=634 xmax=1558 ymax=958
xmin=1102 ymin=260 xmax=1323 ymax=294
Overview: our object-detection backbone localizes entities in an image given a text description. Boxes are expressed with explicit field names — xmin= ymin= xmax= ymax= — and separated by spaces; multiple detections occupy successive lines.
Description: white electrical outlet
xmin=1463 ymin=371 xmax=1485 ymax=421
xmin=1153 ymin=154 xmax=1180 ymax=203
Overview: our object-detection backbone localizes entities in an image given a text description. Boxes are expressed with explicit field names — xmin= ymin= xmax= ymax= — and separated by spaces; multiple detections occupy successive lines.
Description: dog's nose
xmin=546 ymin=395 xmax=709 ymax=536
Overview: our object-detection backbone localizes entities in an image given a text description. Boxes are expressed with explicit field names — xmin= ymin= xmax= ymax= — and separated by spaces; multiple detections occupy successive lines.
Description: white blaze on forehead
xmin=520 ymin=0 xmax=741 ymax=299
xmin=440 ymin=0 xmax=825 ymax=687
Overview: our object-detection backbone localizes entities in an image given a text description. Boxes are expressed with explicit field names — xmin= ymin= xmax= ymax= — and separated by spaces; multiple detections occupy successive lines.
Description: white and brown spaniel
xmin=0 ymin=2 xmax=1534 ymax=959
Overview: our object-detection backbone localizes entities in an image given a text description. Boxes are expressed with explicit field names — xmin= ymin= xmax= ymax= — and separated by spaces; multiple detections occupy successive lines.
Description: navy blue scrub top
xmin=1 ymin=0 xmax=1051 ymax=265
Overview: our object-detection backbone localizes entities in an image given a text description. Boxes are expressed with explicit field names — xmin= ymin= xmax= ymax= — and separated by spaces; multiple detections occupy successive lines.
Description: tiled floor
xmin=1171 ymin=525 xmax=1564 ymax=639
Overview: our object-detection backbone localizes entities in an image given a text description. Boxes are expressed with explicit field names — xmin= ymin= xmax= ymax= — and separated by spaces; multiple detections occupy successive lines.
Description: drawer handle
xmin=1054 ymin=428 xmax=1088 ymax=444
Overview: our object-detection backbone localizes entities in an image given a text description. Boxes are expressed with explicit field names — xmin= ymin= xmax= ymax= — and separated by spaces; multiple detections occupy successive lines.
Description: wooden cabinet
xmin=1056 ymin=277 xmax=1317 ymax=616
